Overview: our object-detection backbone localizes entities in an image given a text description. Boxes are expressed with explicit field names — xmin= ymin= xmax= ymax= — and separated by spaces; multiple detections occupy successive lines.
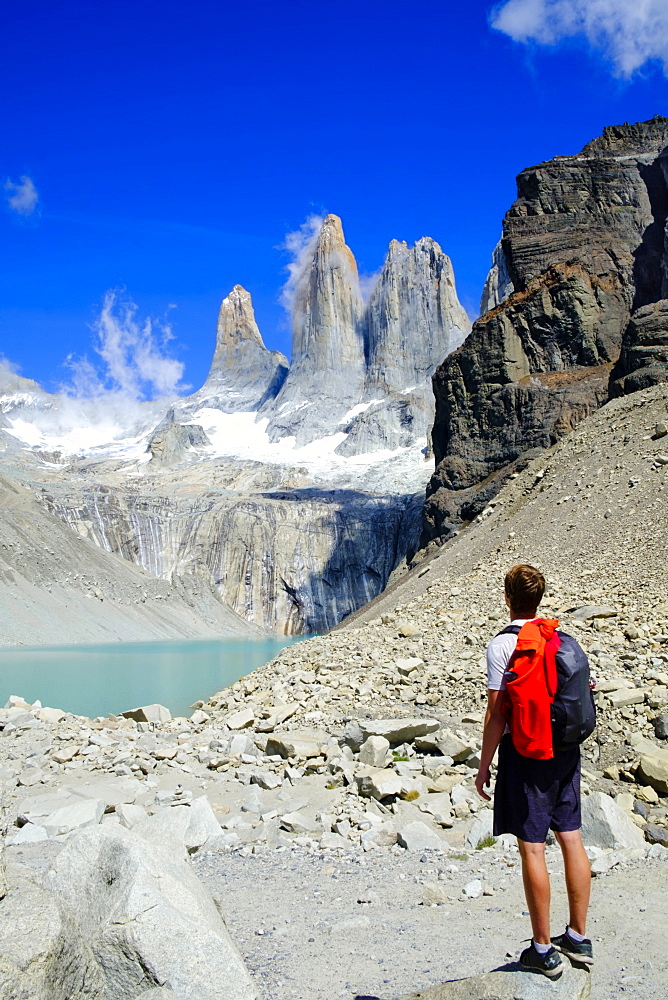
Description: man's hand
xmin=475 ymin=766 xmax=491 ymax=801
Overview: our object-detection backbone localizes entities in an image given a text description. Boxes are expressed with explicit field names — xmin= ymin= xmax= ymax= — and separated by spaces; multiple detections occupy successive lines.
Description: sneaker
xmin=519 ymin=942 xmax=563 ymax=978
xmin=551 ymin=927 xmax=594 ymax=965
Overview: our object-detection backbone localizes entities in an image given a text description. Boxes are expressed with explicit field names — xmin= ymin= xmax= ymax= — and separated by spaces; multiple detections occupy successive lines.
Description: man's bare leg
xmin=555 ymin=829 xmax=591 ymax=936
xmin=518 ymin=839 xmax=551 ymax=944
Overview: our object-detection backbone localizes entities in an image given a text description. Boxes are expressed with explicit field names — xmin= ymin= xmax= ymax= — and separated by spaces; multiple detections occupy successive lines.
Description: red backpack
xmin=501 ymin=618 xmax=560 ymax=759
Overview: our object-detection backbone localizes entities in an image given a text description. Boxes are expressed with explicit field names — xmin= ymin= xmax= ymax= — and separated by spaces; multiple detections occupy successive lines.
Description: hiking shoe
xmin=519 ymin=942 xmax=563 ymax=978
xmin=551 ymin=927 xmax=594 ymax=965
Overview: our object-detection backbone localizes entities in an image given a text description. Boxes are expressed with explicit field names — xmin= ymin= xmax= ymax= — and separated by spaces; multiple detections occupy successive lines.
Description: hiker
xmin=475 ymin=564 xmax=594 ymax=977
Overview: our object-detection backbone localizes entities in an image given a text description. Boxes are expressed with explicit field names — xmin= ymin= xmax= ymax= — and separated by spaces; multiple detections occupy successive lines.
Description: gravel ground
xmin=194 ymin=845 xmax=668 ymax=1000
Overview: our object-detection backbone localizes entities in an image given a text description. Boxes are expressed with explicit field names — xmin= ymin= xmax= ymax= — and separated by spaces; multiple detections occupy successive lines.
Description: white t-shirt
xmin=486 ymin=619 xmax=535 ymax=691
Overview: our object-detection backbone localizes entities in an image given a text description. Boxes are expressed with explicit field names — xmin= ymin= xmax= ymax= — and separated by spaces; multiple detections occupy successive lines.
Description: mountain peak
xmin=217 ymin=284 xmax=265 ymax=350
xmin=192 ymin=286 xmax=288 ymax=412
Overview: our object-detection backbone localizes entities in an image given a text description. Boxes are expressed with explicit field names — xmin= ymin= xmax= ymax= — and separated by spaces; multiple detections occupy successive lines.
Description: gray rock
xmin=135 ymin=797 xmax=221 ymax=856
xmin=569 ymin=605 xmax=616 ymax=621
xmin=396 ymin=820 xmax=444 ymax=852
xmin=419 ymin=792 xmax=453 ymax=828
xmin=44 ymin=826 xmax=257 ymax=1000
xmin=264 ymin=214 xmax=366 ymax=447
xmin=580 ymin=792 xmax=646 ymax=849
xmin=638 ymin=751 xmax=668 ymax=793
xmin=606 ymin=687 xmax=646 ymax=709
xmin=359 ymin=717 xmax=440 ymax=746
xmin=356 ymin=768 xmax=402 ymax=801
xmin=462 ymin=879 xmax=482 ymax=899
xmin=147 ymin=414 xmax=210 ymax=466
xmin=121 ymin=704 xmax=171 ymax=724
xmin=432 ymin=732 xmax=474 ymax=762
xmin=397 ymin=965 xmax=591 ymax=999
xmin=251 ymin=770 xmax=282 ymax=790
xmin=652 ymin=713 xmax=668 ymax=740
xmin=116 ymin=802 xmax=149 ymax=829
xmin=42 ymin=797 xmax=105 ymax=838
xmin=358 ymin=735 xmax=390 ymax=768
xmin=225 ymin=707 xmax=255 ymax=730
xmin=611 ymin=298 xmax=668 ymax=396
xmin=265 ymin=730 xmax=328 ymax=759
xmin=644 ymin=823 xmax=668 ymax=847
xmin=6 ymin=822 xmax=48 ymax=845
xmin=0 ymin=875 xmax=105 ymax=999
xmin=279 ymin=811 xmax=318 ymax=835
xmin=465 ymin=808 xmax=494 ymax=848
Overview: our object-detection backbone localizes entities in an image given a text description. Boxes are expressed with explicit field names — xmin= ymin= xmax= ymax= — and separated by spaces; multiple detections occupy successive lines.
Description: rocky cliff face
xmin=37 ymin=465 xmax=423 ymax=635
xmin=425 ymin=116 xmax=668 ymax=544
xmin=611 ymin=298 xmax=668 ymax=395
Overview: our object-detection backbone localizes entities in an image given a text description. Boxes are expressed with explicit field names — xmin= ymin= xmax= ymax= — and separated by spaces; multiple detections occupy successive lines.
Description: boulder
xmin=465 ymin=808 xmax=494 ymax=848
xmin=359 ymin=718 xmax=440 ymax=746
xmin=6 ymin=822 xmax=48 ymax=846
xmin=644 ymin=823 xmax=668 ymax=847
xmin=396 ymin=820 xmax=444 ymax=851
xmin=355 ymin=768 xmax=402 ymax=801
xmin=135 ymin=797 xmax=221 ymax=856
xmin=45 ymin=825 xmax=257 ymax=999
xmin=225 ymin=707 xmax=255 ymax=730
xmin=569 ymin=605 xmax=616 ymax=621
xmin=265 ymin=730 xmax=328 ymax=759
xmin=0 ymin=876 xmax=105 ymax=999
xmin=397 ymin=965 xmax=591 ymax=999
xmin=116 ymin=803 xmax=149 ymax=829
xmin=431 ymin=732 xmax=474 ymax=762
xmin=422 ymin=882 xmax=448 ymax=905
xmin=638 ymin=752 xmax=668 ymax=794
xmin=41 ymin=797 xmax=105 ymax=837
xmin=606 ymin=688 xmax=645 ymax=709
xmin=35 ymin=706 xmax=66 ymax=724
xmin=121 ymin=704 xmax=171 ymax=725
xmin=652 ymin=714 xmax=668 ymax=740
xmin=419 ymin=793 xmax=453 ymax=828
xmin=580 ymin=792 xmax=645 ymax=850
xmin=279 ymin=811 xmax=318 ymax=835
xmin=358 ymin=735 xmax=390 ymax=768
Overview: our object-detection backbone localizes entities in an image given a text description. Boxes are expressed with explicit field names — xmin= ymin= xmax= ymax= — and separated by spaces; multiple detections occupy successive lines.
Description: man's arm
xmin=475 ymin=690 xmax=506 ymax=801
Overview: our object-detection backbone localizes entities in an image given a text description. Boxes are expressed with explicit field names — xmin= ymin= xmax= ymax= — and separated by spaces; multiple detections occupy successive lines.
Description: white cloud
xmin=358 ymin=269 xmax=382 ymax=304
xmin=278 ymin=214 xmax=325 ymax=320
xmin=64 ymin=291 xmax=186 ymax=400
xmin=4 ymin=175 xmax=39 ymax=216
xmin=491 ymin=0 xmax=668 ymax=77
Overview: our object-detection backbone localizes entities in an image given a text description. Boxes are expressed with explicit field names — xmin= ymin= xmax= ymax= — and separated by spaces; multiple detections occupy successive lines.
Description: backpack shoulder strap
xmin=496 ymin=625 xmax=521 ymax=637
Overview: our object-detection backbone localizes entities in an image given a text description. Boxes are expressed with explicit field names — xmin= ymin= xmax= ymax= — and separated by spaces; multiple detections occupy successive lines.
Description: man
xmin=475 ymin=564 xmax=593 ymax=977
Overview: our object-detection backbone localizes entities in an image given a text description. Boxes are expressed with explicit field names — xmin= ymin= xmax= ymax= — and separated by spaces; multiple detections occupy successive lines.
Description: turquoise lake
xmin=0 ymin=636 xmax=304 ymax=719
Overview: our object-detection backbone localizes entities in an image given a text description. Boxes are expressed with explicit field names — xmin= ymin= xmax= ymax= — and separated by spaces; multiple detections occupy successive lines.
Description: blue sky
xmin=2 ymin=0 xmax=668 ymax=397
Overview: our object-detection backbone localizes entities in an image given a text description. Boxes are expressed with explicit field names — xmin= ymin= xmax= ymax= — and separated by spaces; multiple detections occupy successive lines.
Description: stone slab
xmin=397 ymin=964 xmax=590 ymax=999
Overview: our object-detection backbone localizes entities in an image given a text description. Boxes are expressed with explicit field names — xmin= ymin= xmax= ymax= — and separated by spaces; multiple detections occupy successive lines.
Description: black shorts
xmin=493 ymin=734 xmax=581 ymax=844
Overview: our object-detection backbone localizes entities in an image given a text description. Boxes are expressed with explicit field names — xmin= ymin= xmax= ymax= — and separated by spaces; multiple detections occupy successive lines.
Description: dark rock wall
xmin=424 ymin=117 xmax=668 ymax=545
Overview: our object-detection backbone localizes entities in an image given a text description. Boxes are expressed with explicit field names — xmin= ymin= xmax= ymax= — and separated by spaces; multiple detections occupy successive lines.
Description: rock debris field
xmin=1 ymin=384 xmax=668 ymax=999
